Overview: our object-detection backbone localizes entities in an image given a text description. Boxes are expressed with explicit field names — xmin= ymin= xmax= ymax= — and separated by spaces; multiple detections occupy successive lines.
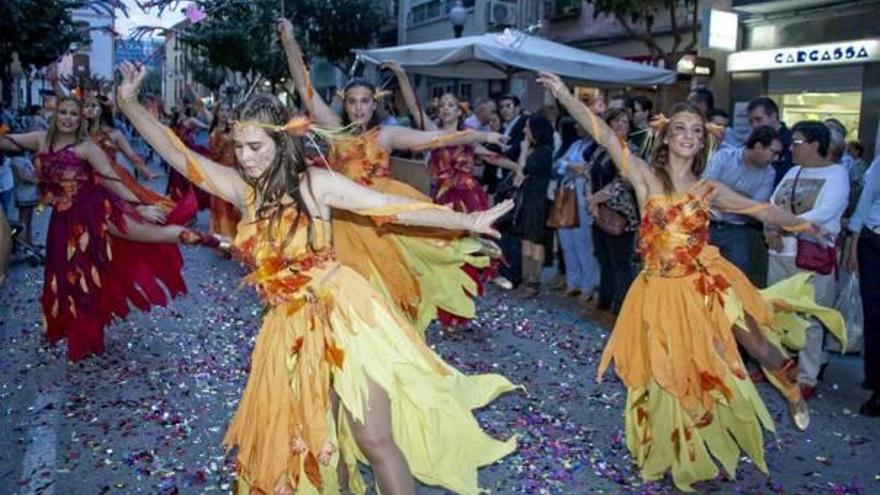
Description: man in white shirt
xmin=846 ymin=155 xmax=880 ymax=416
xmin=766 ymin=121 xmax=849 ymax=399
xmin=463 ymin=98 xmax=495 ymax=132
xmin=704 ymin=126 xmax=780 ymax=283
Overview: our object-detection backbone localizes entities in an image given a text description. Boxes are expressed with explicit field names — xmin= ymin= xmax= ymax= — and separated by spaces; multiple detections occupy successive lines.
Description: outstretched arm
xmin=710 ymin=180 xmax=824 ymax=239
xmin=184 ymin=116 xmax=210 ymax=131
xmin=0 ymin=131 xmax=44 ymax=152
xmin=475 ymin=144 xmax=520 ymax=172
xmin=81 ymin=141 xmax=144 ymax=204
xmin=46 ymin=64 xmax=67 ymax=98
xmin=537 ymin=72 xmax=650 ymax=196
xmin=384 ymin=60 xmax=434 ymax=131
xmin=307 ymin=167 xmax=512 ymax=237
xmin=381 ymin=126 xmax=506 ymax=153
xmin=188 ymin=87 xmax=213 ymax=124
xmin=278 ymin=19 xmax=341 ymax=127
xmin=110 ymin=129 xmax=156 ymax=179
xmin=116 ymin=62 xmax=247 ymax=206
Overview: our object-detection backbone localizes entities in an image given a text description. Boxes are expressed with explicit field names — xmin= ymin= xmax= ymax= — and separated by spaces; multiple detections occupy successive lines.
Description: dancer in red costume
xmin=0 ymin=96 xmax=218 ymax=361
xmin=387 ymin=61 xmax=521 ymax=329
xmin=386 ymin=61 xmax=520 ymax=213
xmin=167 ymin=103 xmax=212 ymax=210
xmin=85 ymin=95 xmax=198 ymax=224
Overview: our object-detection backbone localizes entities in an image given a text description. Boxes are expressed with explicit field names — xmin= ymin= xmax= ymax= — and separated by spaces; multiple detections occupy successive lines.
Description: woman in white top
xmin=766 ymin=120 xmax=849 ymax=398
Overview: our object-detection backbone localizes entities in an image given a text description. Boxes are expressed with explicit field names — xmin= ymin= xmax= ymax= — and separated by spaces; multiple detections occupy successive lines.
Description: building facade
xmin=727 ymin=0 xmax=880 ymax=159
xmin=9 ymin=7 xmax=116 ymax=109
xmin=115 ymin=39 xmax=164 ymax=71
xmin=57 ymin=7 xmax=116 ymax=85
xmin=544 ymin=0 xmax=733 ymax=110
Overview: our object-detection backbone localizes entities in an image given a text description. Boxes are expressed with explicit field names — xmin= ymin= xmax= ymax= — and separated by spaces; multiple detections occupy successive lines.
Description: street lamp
xmin=450 ymin=0 xmax=467 ymax=38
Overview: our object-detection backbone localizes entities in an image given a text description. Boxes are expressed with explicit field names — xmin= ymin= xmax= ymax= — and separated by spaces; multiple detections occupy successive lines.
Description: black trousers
xmin=593 ymin=227 xmax=637 ymax=314
xmin=858 ymin=228 xmax=880 ymax=392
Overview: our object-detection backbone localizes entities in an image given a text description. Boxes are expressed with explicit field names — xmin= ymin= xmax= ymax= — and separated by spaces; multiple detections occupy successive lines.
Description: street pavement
xmin=1 ymin=206 xmax=877 ymax=495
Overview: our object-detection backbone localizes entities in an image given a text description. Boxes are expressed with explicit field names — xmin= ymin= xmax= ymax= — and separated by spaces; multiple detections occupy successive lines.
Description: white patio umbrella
xmin=355 ymin=29 xmax=676 ymax=86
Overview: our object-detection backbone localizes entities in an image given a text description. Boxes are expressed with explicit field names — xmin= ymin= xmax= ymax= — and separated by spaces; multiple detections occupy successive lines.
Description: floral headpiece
xmin=639 ymin=112 xmax=725 ymax=158
xmin=335 ymin=88 xmax=393 ymax=102
xmin=231 ymin=116 xmax=357 ymax=168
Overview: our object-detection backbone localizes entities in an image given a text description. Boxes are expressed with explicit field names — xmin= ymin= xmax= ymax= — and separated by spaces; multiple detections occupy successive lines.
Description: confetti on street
xmin=1 ymin=211 xmax=876 ymax=494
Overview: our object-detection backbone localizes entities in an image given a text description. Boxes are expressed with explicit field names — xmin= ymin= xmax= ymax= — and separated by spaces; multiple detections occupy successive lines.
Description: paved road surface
xmin=1 ymin=206 xmax=876 ymax=495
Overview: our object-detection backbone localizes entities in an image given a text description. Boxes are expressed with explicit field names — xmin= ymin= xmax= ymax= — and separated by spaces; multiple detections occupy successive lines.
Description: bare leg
xmin=20 ymin=207 xmax=33 ymax=245
xmin=330 ymin=391 xmax=352 ymax=494
xmin=732 ymin=313 xmax=786 ymax=371
xmin=733 ymin=314 xmax=808 ymax=429
xmin=345 ymin=378 xmax=415 ymax=495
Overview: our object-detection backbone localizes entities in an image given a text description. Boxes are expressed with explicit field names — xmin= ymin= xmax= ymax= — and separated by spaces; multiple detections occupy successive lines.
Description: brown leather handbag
xmin=595 ymin=204 xmax=626 ymax=236
xmin=547 ymin=180 xmax=579 ymax=229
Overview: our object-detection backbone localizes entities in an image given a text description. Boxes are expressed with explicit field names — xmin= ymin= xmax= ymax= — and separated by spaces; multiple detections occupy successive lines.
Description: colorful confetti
xmin=0 ymin=207 xmax=877 ymax=494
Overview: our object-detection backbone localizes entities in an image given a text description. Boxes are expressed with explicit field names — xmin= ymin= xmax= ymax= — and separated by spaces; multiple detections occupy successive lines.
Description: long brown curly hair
xmin=233 ymin=93 xmax=312 ymax=249
xmin=649 ymin=101 xmax=709 ymax=195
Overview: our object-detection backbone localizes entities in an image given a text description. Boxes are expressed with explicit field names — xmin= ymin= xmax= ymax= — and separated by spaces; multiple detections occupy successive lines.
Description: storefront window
xmin=771 ymin=92 xmax=862 ymax=139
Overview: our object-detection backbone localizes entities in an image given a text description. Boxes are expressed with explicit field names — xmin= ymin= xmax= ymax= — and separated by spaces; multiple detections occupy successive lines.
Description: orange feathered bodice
xmin=327 ymin=128 xmax=390 ymax=186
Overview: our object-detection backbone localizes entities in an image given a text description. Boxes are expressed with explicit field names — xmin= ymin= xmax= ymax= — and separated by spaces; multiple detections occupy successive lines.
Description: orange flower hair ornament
xmin=335 ymin=87 xmax=393 ymax=102
xmin=232 ymin=116 xmax=357 ymax=173
xmin=639 ymin=112 xmax=723 ymax=159
xmin=233 ymin=116 xmax=353 ymax=143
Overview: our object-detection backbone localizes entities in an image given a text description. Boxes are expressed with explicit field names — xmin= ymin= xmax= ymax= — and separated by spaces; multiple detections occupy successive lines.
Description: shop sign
xmin=701 ymin=9 xmax=738 ymax=52
xmin=728 ymin=39 xmax=880 ymax=72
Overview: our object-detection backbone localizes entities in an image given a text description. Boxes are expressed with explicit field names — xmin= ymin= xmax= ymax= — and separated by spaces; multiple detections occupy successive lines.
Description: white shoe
xmin=788 ymin=397 xmax=811 ymax=431
xmin=491 ymin=276 xmax=513 ymax=290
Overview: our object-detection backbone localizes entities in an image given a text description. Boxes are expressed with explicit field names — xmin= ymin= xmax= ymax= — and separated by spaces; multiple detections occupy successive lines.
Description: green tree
xmin=299 ymin=0 xmax=385 ymax=68
xmin=586 ymin=0 xmax=700 ymax=70
xmin=178 ymin=0 xmax=384 ymax=89
xmin=189 ymin=62 xmax=226 ymax=93
xmin=0 ymin=0 xmax=84 ymax=104
xmin=181 ymin=0 xmax=290 ymax=88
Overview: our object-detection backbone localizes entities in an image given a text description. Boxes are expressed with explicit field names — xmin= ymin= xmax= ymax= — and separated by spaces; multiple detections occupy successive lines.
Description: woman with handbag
xmin=767 ymin=121 xmax=850 ymax=400
xmin=587 ymin=108 xmax=640 ymax=315
xmin=553 ymin=120 xmax=600 ymax=303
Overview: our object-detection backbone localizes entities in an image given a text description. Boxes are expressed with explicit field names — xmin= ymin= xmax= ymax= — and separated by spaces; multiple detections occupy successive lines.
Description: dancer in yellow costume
xmin=118 ymin=63 xmax=519 ymax=495
xmin=539 ymin=72 xmax=844 ymax=492
xmin=280 ymin=20 xmax=506 ymax=334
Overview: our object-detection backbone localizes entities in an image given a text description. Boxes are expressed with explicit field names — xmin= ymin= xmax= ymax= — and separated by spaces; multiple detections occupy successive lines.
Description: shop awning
xmin=355 ymin=30 xmax=677 ymax=86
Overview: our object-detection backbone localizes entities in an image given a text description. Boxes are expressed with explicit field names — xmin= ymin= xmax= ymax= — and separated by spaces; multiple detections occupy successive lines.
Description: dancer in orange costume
xmin=117 ymin=61 xmax=518 ymax=495
xmin=539 ymin=72 xmax=844 ymax=491
xmin=280 ymin=20 xmax=507 ymax=334
xmin=207 ymin=100 xmax=241 ymax=237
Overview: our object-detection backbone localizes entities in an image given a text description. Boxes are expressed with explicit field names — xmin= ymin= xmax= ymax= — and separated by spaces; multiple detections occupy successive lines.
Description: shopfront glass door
xmin=771 ymin=92 xmax=862 ymax=139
